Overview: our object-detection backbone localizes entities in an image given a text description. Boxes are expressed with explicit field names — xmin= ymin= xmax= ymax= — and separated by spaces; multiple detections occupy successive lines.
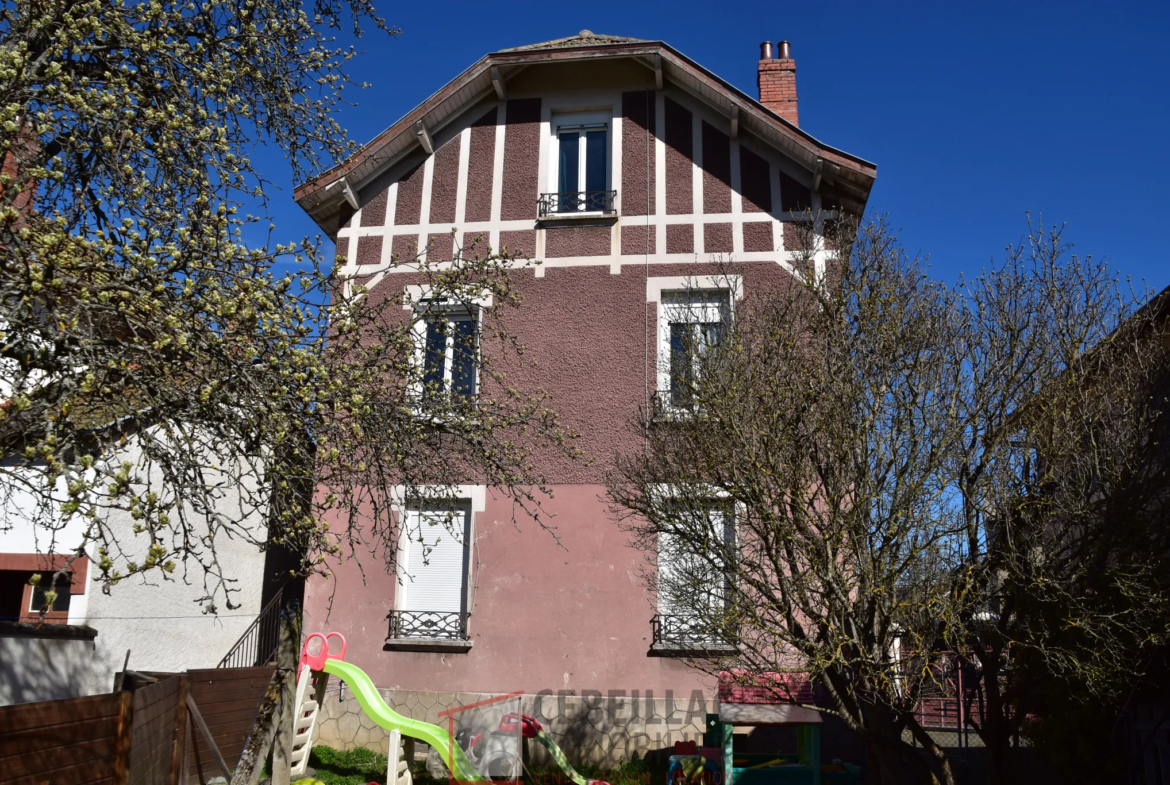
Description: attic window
xmin=540 ymin=113 xmax=615 ymax=216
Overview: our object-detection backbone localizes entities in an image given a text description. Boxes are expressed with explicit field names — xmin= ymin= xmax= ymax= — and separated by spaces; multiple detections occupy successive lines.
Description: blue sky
xmin=256 ymin=0 xmax=1170 ymax=296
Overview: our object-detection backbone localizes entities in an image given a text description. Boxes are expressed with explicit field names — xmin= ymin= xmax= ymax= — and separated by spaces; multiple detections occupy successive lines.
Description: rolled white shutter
xmin=402 ymin=507 xmax=469 ymax=613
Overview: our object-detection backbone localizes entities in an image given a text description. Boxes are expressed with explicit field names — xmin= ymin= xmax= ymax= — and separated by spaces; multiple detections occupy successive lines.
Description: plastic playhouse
xmin=292 ymin=632 xmax=611 ymax=785
xmin=665 ymin=692 xmax=859 ymax=785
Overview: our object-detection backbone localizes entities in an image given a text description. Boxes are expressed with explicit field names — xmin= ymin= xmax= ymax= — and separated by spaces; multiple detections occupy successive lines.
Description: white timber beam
xmin=415 ymin=120 xmax=434 ymax=155
xmin=490 ymin=66 xmax=506 ymax=100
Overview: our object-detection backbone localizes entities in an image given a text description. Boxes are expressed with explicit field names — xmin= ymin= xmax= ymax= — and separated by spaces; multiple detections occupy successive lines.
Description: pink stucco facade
xmin=297 ymin=34 xmax=874 ymax=726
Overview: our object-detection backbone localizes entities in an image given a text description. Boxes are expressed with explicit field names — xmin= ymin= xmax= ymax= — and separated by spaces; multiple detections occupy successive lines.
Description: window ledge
xmin=536 ymin=212 xmax=619 ymax=227
xmin=0 ymin=620 xmax=97 ymax=640
xmin=383 ymin=638 xmax=473 ymax=653
xmin=648 ymin=641 xmax=738 ymax=658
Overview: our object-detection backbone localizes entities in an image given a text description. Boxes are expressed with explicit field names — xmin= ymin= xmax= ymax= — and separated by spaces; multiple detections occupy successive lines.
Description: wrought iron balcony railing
xmin=651 ymin=614 xmax=738 ymax=652
xmin=387 ymin=610 xmax=469 ymax=641
xmin=538 ymin=190 xmax=617 ymax=217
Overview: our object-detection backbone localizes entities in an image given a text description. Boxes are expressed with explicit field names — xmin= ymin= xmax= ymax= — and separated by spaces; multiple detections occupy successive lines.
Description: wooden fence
xmin=0 ymin=692 xmax=132 ymax=785
xmin=184 ymin=668 xmax=275 ymax=785
xmin=0 ymin=667 xmax=274 ymax=785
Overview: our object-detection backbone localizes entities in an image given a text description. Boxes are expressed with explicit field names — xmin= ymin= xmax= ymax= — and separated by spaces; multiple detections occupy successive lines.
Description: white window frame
xmin=409 ymin=301 xmax=482 ymax=410
xmin=395 ymin=502 xmax=473 ymax=616
xmin=656 ymin=289 xmax=733 ymax=413
xmin=548 ymin=111 xmax=612 ymax=213
xmin=656 ymin=496 xmax=737 ymax=616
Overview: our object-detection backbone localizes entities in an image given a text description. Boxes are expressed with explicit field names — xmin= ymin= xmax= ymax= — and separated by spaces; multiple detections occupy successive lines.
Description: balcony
xmin=649 ymin=614 xmax=738 ymax=657
xmin=385 ymin=610 xmax=472 ymax=653
xmin=537 ymin=190 xmax=617 ymax=219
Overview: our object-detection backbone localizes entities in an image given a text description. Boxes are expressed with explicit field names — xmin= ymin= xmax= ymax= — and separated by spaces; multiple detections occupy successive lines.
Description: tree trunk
xmin=231 ymin=670 xmax=285 ymax=785
xmin=271 ymin=607 xmax=301 ymax=785
xmin=975 ymin=649 xmax=1019 ymax=785
xmin=859 ymin=701 xmax=936 ymax=785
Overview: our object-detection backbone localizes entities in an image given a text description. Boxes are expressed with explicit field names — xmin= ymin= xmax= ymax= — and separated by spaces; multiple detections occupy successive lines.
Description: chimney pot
xmin=757 ymin=40 xmax=798 ymax=126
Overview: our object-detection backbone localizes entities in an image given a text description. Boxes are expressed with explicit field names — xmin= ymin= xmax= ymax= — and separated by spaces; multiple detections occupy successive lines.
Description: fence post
xmin=170 ymin=675 xmax=191 ymax=785
xmin=113 ymin=690 xmax=134 ymax=785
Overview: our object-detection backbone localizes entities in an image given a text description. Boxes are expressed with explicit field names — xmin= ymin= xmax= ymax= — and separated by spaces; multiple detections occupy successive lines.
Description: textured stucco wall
xmin=429 ymin=138 xmax=461 ymax=225
xmin=739 ymin=146 xmax=771 ymax=214
xmin=0 ymin=633 xmax=96 ymax=705
xmin=305 ymin=264 xmax=800 ymax=694
xmin=312 ymin=684 xmax=712 ymax=767
xmin=621 ymin=91 xmax=656 ymax=217
xmin=743 ymin=222 xmax=774 ymax=253
xmin=544 ymin=225 xmax=611 ymax=258
xmin=306 ymin=485 xmax=714 ymax=695
xmin=664 ymin=98 xmax=693 ymax=215
xmin=464 ymin=108 xmax=497 ymax=223
xmin=395 ymin=161 xmax=425 ymax=226
xmin=700 ymin=122 xmax=731 ymax=215
xmin=501 ymin=99 xmax=541 ymax=222
xmin=82 ymin=436 xmax=269 ymax=692
xmin=0 ymin=434 xmax=269 ymax=694
xmin=704 ymin=223 xmax=733 ymax=255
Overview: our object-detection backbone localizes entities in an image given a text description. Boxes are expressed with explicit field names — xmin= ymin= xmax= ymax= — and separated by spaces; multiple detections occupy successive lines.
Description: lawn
xmin=297 ymin=745 xmax=661 ymax=785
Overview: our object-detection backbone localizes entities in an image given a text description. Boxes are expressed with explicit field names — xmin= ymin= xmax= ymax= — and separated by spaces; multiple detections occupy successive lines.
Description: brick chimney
xmin=757 ymin=40 xmax=798 ymax=126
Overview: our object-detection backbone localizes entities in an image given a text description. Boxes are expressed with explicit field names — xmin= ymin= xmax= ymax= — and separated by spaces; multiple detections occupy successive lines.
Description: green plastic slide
xmin=321 ymin=659 xmax=485 ymax=781
xmin=533 ymin=730 xmax=591 ymax=785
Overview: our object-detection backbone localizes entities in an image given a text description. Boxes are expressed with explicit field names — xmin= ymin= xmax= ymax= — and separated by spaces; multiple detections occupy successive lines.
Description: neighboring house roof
xmin=293 ymin=34 xmax=878 ymax=233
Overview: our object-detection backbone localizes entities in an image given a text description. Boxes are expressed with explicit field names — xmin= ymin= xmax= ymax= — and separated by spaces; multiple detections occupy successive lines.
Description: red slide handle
xmin=300 ymin=631 xmax=348 ymax=671
xmin=499 ymin=712 xmax=542 ymax=738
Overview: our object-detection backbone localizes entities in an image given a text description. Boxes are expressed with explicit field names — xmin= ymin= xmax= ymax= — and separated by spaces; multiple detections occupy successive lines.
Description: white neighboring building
xmin=0 ymin=433 xmax=274 ymax=703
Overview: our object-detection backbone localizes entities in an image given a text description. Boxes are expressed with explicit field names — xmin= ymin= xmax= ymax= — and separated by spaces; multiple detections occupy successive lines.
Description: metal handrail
xmin=537 ymin=190 xmax=617 ymax=217
xmin=218 ymin=588 xmax=292 ymax=668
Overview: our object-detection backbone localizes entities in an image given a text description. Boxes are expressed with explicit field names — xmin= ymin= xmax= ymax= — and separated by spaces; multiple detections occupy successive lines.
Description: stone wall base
xmin=313 ymin=687 xmax=716 ymax=768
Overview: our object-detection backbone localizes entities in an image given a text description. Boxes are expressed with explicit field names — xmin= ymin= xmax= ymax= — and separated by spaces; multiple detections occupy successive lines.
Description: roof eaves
xmin=294 ymin=40 xmax=877 ymax=227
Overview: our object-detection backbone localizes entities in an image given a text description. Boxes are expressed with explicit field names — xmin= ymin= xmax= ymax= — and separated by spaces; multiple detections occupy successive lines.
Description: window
xmin=30 ymin=579 xmax=71 ymax=614
xmin=657 ymin=501 xmax=734 ymax=616
xmin=652 ymin=499 xmax=737 ymax=651
xmin=0 ymin=570 xmax=71 ymax=623
xmin=393 ymin=504 xmax=472 ymax=640
xmin=415 ymin=306 xmax=479 ymax=409
xmin=658 ymin=291 xmax=731 ymax=409
xmin=543 ymin=113 xmax=613 ymax=215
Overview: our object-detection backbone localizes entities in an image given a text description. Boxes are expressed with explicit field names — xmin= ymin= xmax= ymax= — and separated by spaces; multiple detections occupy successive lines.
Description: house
xmin=293 ymin=32 xmax=875 ymax=762
xmin=0 ymin=426 xmax=298 ymax=704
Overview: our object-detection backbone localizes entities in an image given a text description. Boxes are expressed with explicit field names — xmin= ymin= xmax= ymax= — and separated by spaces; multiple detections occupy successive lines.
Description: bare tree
xmin=941 ymin=229 xmax=1170 ymax=784
xmin=608 ymin=216 xmax=1170 ymax=785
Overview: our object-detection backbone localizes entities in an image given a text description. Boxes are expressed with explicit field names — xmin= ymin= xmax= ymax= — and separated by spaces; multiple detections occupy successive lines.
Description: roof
xmin=499 ymin=30 xmax=647 ymax=51
xmin=293 ymin=35 xmax=878 ymax=233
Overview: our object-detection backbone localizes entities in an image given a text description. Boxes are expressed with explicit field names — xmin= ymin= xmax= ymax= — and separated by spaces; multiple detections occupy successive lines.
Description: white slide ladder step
xmin=290 ymin=665 xmax=322 ymax=777
xmin=388 ymin=730 xmax=413 ymax=785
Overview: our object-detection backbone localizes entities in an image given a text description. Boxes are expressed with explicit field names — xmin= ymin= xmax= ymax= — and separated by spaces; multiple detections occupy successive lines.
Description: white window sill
xmin=536 ymin=211 xmax=619 ymax=226
xmin=648 ymin=641 xmax=738 ymax=658
xmin=383 ymin=638 xmax=473 ymax=653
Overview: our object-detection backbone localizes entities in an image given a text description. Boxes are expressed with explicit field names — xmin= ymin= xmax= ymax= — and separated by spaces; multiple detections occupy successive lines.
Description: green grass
xmin=523 ymin=750 xmax=660 ymax=785
xmin=306 ymin=745 xmax=390 ymax=785
xmin=303 ymin=745 xmax=447 ymax=785
xmin=301 ymin=744 xmax=660 ymax=785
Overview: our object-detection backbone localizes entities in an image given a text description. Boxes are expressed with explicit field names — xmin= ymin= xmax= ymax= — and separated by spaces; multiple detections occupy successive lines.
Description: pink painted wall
xmin=306 ymin=485 xmax=718 ymax=695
